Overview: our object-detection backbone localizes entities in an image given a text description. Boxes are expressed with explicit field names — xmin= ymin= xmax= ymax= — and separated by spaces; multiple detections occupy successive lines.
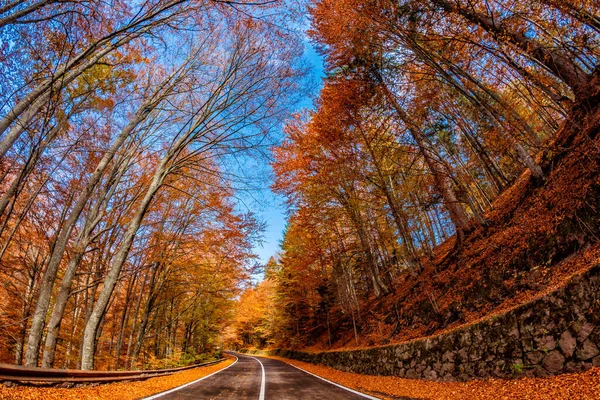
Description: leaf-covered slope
xmin=311 ymin=88 xmax=600 ymax=350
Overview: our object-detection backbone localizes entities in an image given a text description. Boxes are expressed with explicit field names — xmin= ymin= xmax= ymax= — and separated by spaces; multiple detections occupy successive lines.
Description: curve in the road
xmin=143 ymin=352 xmax=381 ymax=399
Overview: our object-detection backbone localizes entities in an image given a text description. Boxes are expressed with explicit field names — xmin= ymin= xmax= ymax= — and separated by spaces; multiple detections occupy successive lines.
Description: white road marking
xmin=142 ymin=355 xmax=238 ymax=400
xmin=283 ymin=360 xmax=381 ymax=400
xmin=249 ymin=356 xmax=266 ymax=400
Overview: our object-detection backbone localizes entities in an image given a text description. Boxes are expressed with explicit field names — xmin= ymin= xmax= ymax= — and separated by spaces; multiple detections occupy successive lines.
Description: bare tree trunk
xmin=14 ymin=266 xmax=38 ymax=364
xmin=351 ymin=309 xmax=359 ymax=346
xmin=64 ymin=285 xmax=80 ymax=369
xmin=78 ymin=273 xmax=97 ymax=368
xmin=0 ymin=0 xmax=71 ymax=28
xmin=41 ymin=254 xmax=84 ymax=368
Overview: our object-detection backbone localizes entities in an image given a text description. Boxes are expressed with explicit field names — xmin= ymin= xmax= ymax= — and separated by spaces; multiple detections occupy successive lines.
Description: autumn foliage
xmin=261 ymin=0 xmax=600 ymax=350
xmin=3 ymin=0 xmax=600 ymax=380
xmin=0 ymin=0 xmax=304 ymax=370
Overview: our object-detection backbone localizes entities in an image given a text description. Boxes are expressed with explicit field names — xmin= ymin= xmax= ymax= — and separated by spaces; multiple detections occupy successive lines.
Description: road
xmin=143 ymin=352 xmax=382 ymax=399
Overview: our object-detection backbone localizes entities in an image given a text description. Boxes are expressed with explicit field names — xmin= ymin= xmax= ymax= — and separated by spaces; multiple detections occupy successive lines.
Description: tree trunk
xmin=41 ymin=253 xmax=84 ymax=368
xmin=0 ymin=0 xmax=66 ymax=28
xmin=130 ymin=264 xmax=159 ymax=368
xmin=41 ymin=143 xmax=133 ymax=368
xmin=114 ymin=273 xmax=136 ymax=369
xmin=126 ymin=273 xmax=149 ymax=364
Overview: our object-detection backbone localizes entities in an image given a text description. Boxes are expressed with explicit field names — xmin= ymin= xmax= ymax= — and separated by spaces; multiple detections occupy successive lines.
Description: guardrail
xmin=0 ymin=358 xmax=226 ymax=384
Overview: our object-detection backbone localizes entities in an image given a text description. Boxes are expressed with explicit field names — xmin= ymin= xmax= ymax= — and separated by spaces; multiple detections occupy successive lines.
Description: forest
xmin=1 ymin=0 xmax=600 ymax=387
xmin=231 ymin=0 xmax=600 ymax=354
xmin=0 ymin=0 xmax=305 ymax=370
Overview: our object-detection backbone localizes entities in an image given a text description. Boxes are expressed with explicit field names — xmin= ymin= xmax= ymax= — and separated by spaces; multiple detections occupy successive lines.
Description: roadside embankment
xmin=243 ymin=263 xmax=600 ymax=381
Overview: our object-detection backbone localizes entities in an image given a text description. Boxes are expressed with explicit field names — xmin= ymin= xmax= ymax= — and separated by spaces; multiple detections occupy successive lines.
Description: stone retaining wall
xmin=244 ymin=264 xmax=600 ymax=381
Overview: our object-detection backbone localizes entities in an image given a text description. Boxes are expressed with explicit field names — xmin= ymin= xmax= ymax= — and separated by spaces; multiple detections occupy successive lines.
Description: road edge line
xmin=284 ymin=360 xmax=380 ymax=400
xmin=142 ymin=355 xmax=238 ymax=399
xmin=248 ymin=356 xmax=266 ymax=400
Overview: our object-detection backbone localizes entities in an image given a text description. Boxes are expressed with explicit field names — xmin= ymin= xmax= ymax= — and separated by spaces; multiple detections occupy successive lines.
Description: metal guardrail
xmin=0 ymin=358 xmax=226 ymax=384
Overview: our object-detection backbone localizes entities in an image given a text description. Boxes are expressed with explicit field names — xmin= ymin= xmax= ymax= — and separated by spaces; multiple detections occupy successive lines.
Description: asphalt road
xmin=143 ymin=352 xmax=382 ymax=399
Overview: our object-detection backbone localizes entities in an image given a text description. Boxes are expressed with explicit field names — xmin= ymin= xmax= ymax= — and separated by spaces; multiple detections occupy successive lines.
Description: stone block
xmin=424 ymin=368 xmax=438 ymax=380
xmin=523 ymin=365 xmax=548 ymax=378
xmin=575 ymin=322 xmax=595 ymax=343
xmin=576 ymin=340 xmax=600 ymax=361
xmin=469 ymin=349 xmax=482 ymax=362
xmin=559 ymin=330 xmax=577 ymax=358
xmin=461 ymin=332 xmax=472 ymax=346
xmin=564 ymin=361 xmax=584 ymax=373
xmin=442 ymin=351 xmax=455 ymax=363
xmin=440 ymin=362 xmax=454 ymax=375
xmin=525 ymin=351 xmax=544 ymax=365
xmin=535 ymin=335 xmax=556 ymax=351
xmin=508 ymin=325 xmax=520 ymax=339
xmin=542 ymin=350 xmax=565 ymax=373
xmin=405 ymin=368 xmax=418 ymax=379
xmin=457 ymin=347 xmax=469 ymax=362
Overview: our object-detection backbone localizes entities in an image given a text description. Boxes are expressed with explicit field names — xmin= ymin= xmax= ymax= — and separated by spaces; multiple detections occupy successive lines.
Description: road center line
xmin=285 ymin=361 xmax=381 ymax=400
xmin=249 ymin=356 xmax=266 ymax=400
xmin=143 ymin=355 xmax=239 ymax=400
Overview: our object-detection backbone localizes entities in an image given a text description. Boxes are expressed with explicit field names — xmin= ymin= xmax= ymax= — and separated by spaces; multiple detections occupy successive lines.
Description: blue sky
xmin=252 ymin=38 xmax=324 ymax=266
